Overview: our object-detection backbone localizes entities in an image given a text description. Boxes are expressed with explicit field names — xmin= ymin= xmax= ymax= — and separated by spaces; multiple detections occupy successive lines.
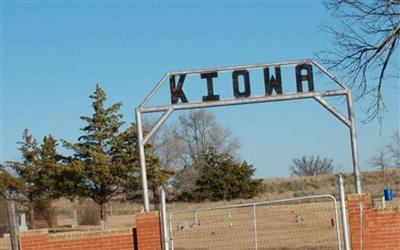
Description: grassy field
xmin=51 ymin=170 xmax=399 ymax=228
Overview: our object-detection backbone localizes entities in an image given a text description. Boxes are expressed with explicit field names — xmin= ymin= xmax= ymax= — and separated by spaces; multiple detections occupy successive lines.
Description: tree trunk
xmin=100 ymin=203 xmax=109 ymax=230
xmin=152 ymin=188 xmax=159 ymax=211
xmin=73 ymin=199 xmax=78 ymax=228
xmin=29 ymin=205 xmax=36 ymax=229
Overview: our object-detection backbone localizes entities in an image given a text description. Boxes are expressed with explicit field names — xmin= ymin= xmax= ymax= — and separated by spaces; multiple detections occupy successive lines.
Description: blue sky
xmin=1 ymin=1 xmax=399 ymax=178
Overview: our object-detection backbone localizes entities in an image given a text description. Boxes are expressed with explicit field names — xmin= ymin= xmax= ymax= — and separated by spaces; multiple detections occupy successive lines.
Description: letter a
xmin=295 ymin=64 xmax=314 ymax=92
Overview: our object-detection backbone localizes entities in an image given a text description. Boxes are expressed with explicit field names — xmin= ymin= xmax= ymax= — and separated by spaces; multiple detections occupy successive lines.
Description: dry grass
xmin=50 ymin=170 xmax=400 ymax=229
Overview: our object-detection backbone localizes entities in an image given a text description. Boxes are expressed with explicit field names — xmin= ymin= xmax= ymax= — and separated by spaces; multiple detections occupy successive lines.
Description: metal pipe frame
xmin=136 ymin=108 xmax=150 ymax=212
xmin=338 ymin=174 xmax=352 ymax=250
xmin=159 ymin=187 xmax=170 ymax=250
xmin=346 ymin=91 xmax=362 ymax=194
xmin=139 ymin=90 xmax=349 ymax=113
xmin=143 ymin=108 xmax=174 ymax=145
xmin=313 ymin=96 xmax=351 ymax=128
xmin=136 ymin=59 xmax=362 ymax=212
xmin=252 ymin=203 xmax=258 ymax=250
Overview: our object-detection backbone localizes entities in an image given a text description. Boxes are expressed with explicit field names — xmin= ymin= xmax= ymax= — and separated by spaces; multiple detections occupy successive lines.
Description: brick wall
xmin=20 ymin=228 xmax=135 ymax=250
xmin=20 ymin=211 xmax=162 ymax=250
xmin=135 ymin=211 xmax=162 ymax=250
xmin=348 ymin=193 xmax=400 ymax=250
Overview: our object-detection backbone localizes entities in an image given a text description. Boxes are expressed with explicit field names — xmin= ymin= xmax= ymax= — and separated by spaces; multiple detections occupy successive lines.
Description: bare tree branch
xmin=289 ymin=155 xmax=334 ymax=176
xmin=387 ymin=130 xmax=400 ymax=168
xmin=370 ymin=145 xmax=391 ymax=185
xmin=319 ymin=0 xmax=399 ymax=123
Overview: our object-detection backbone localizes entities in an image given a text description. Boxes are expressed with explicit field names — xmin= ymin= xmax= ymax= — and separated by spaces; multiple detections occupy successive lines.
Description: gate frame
xmin=136 ymin=59 xmax=362 ymax=212
xmin=168 ymin=194 xmax=342 ymax=250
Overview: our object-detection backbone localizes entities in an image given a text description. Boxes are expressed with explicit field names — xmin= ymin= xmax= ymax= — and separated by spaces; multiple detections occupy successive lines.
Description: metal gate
xmin=169 ymin=195 xmax=342 ymax=250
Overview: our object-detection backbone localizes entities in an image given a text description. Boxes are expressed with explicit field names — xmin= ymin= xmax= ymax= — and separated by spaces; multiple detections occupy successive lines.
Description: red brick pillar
xmin=135 ymin=211 xmax=162 ymax=250
xmin=347 ymin=193 xmax=372 ymax=250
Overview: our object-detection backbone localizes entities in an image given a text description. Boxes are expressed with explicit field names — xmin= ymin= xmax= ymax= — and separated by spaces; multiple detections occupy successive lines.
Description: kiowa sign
xmin=135 ymin=59 xmax=362 ymax=212
xmin=169 ymin=63 xmax=314 ymax=104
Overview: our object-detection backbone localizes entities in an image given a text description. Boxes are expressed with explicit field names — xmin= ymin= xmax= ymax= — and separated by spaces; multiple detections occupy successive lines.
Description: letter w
xmin=264 ymin=67 xmax=283 ymax=95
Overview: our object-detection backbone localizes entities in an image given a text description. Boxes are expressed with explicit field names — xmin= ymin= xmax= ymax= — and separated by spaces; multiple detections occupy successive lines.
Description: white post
xmin=338 ymin=175 xmax=351 ymax=250
xmin=159 ymin=187 xmax=170 ymax=250
xmin=136 ymin=109 xmax=150 ymax=212
xmin=346 ymin=92 xmax=362 ymax=194
xmin=252 ymin=204 xmax=258 ymax=250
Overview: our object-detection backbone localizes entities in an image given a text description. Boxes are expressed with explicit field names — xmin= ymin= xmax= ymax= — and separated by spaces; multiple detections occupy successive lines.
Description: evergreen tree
xmin=8 ymin=129 xmax=41 ymax=228
xmin=118 ymin=124 xmax=174 ymax=208
xmin=110 ymin=124 xmax=141 ymax=201
xmin=146 ymin=148 xmax=174 ymax=208
xmin=0 ymin=164 xmax=23 ymax=198
xmin=36 ymin=136 xmax=61 ymax=198
xmin=7 ymin=129 xmax=60 ymax=228
xmin=34 ymin=135 xmax=63 ymax=227
xmin=65 ymin=85 xmax=123 ymax=229
xmin=65 ymin=85 xmax=144 ymax=229
xmin=191 ymin=149 xmax=264 ymax=201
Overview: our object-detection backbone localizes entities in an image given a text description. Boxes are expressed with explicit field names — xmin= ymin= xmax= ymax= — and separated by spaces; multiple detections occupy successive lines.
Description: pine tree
xmin=8 ymin=129 xmax=41 ymax=228
xmin=34 ymin=135 xmax=63 ymax=227
xmin=65 ymin=85 xmax=136 ymax=229
xmin=118 ymin=124 xmax=174 ymax=208
xmin=146 ymin=146 xmax=174 ymax=208
xmin=192 ymin=149 xmax=264 ymax=201
xmin=36 ymin=136 xmax=61 ymax=198
xmin=110 ymin=124 xmax=141 ymax=202
xmin=0 ymin=164 xmax=23 ymax=198
xmin=7 ymin=129 xmax=56 ymax=228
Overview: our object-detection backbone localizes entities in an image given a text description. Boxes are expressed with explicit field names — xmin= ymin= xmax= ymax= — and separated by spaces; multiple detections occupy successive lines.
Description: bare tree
xmin=152 ymin=123 xmax=184 ymax=169
xmin=177 ymin=110 xmax=240 ymax=166
xmin=153 ymin=110 xmax=240 ymax=199
xmin=320 ymin=0 xmax=399 ymax=122
xmin=290 ymin=156 xmax=334 ymax=177
xmin=387 ymin=131 xmax=400 ymax=168
xmin=370 ymin=146 xmax=391 ymax=185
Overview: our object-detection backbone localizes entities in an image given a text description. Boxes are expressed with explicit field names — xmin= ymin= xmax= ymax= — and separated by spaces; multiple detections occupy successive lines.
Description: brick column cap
xmin=347 ymin=193 xmax=371 ymax=200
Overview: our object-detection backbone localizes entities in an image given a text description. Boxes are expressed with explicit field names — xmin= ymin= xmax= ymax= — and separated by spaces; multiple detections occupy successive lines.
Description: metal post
xmin=159 ymin=187 xmax=170 ymax=250
xmin=6 ymin=200 xmax=19 ymax=250
xmin=346 ymin=92 xmax=362 ymax=194
xmin=338 ymin=175 xmax=351 ymax=250
xmin=252 ymin=204 xmax=258 ymax=250
xmin=136 ymin=109 xmax=150 ymax=212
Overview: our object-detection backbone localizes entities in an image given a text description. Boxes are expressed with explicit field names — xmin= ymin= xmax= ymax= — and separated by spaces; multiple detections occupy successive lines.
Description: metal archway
xmin=136 ymin=59 xmax=361 ymax=212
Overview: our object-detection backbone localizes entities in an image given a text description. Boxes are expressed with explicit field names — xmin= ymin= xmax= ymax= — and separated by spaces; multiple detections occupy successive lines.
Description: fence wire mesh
xmin=169 ymin=195 xmax=342 ymax=250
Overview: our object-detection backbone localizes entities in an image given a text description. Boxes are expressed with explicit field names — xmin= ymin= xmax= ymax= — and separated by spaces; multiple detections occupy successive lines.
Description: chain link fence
xmin=169 ymin=195 xmax=342 ymax=250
